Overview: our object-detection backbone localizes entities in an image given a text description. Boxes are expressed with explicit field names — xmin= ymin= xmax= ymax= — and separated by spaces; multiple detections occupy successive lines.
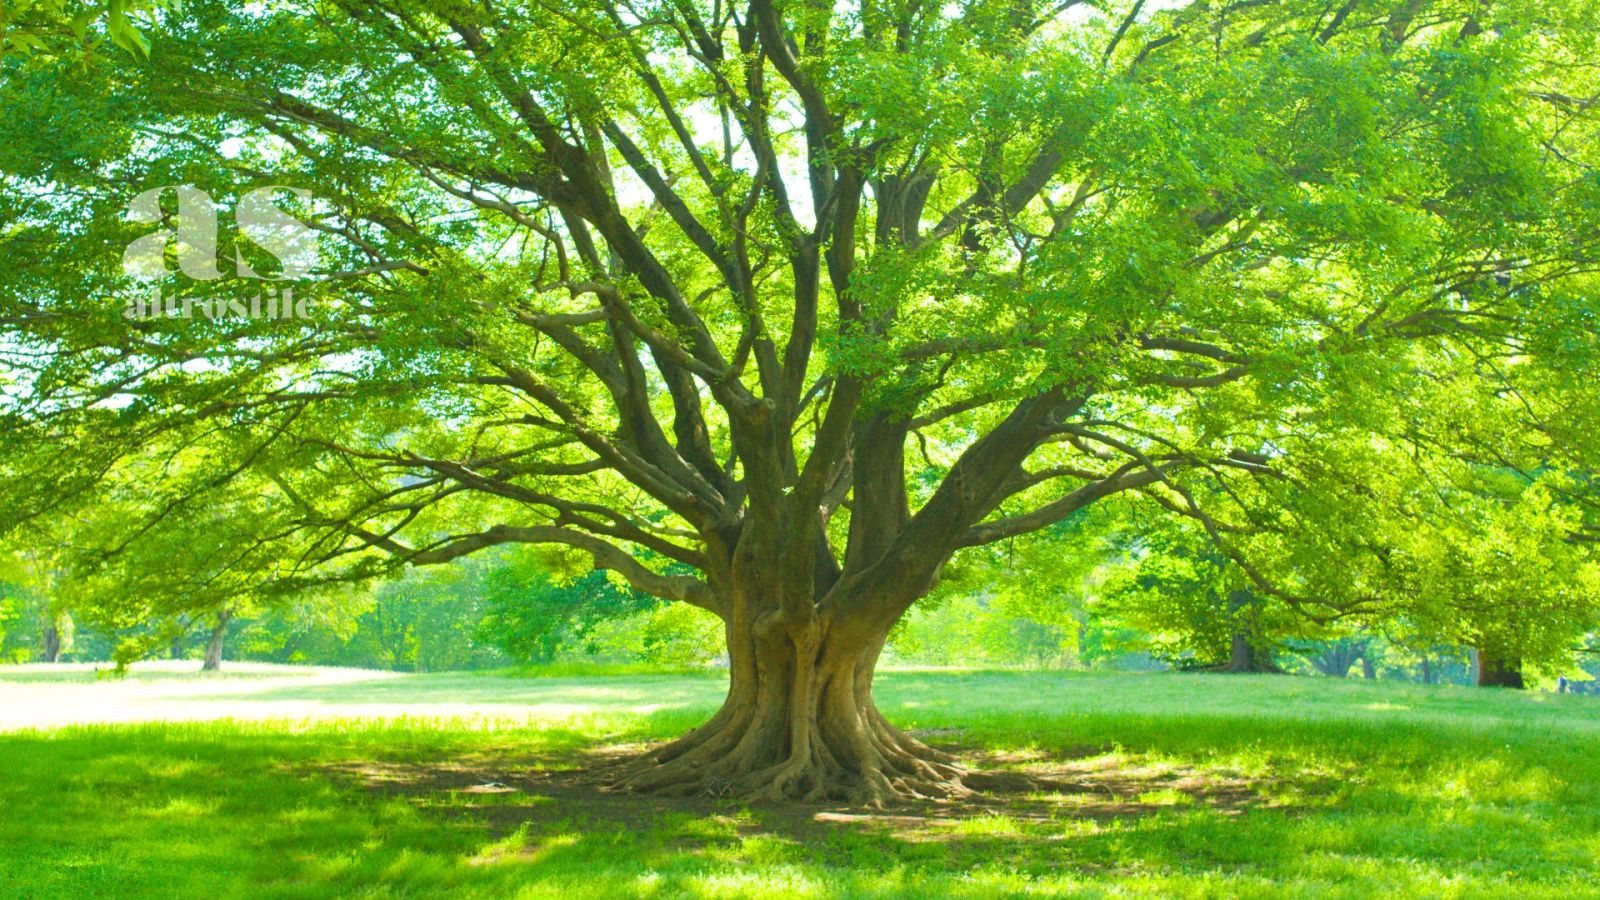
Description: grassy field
xmin=2 ymin=665 xmax=1598 ymax=898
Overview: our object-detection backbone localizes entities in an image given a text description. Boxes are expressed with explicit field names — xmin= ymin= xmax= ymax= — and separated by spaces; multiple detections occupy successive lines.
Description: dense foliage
xmin=3 ymin=0 xmax=1599 ymax=799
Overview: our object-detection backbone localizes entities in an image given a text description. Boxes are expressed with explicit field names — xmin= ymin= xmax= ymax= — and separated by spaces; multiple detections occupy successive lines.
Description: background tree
xmin=229 ymin=590 xmax=368 ymax=666
xmin=1298 ymin=635 xmax=1374 ymax=679
xmin=1221 ymin=444 xmax=1600 ymax=687
xmin=1096 ymin=516 xmax=1300 ymax=672
xmin=890 ymin=513 xmax=1109 ymax=667
xmin=0 ymin=546 xmax=71 ymax=662
xmin=3 ymin=0 xmax=1598 ymax=802
xmin=337 ymin=557 xmax=507 ymax=672
xmin=476 ymin=552 xmax=659 ymax=665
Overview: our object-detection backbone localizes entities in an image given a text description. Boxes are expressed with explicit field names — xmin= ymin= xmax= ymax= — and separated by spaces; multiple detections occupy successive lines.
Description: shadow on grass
xmin=5 ymin=675 xmax=1600 ymax=896
xmin=0 ymin=720 xmax=1308 ymax=896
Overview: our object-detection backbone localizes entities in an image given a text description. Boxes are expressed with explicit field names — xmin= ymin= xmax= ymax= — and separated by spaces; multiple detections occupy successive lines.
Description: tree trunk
xmin=40 ymin=623 xmax=62 ymax=663
xmin=1218 ymin=630 xmax=1281 ymax=673
xmin=1227 ymin=631 xmax=1253 ymax=671
xmin=1311 ymin=643 xmax=1358 ymax=677
xmin=201 ymin=608 xmax=231 ymax=673
xmin=1475 ymin=651 xmax=1524 ymax=689
xmin=1420 ymin=655 xmax=1433 ymax=685
xmin=1215 ymin=591 xmax=1280 ymax=673
xmin=609 ymin=609 xmax=965 ymax=805
xmin=1361 ymin=655 xmax=1376 ymax=680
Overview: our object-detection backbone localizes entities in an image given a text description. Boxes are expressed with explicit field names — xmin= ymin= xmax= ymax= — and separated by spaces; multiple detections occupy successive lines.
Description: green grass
xmin=2 ymin=668 xmax=1599 ymax=898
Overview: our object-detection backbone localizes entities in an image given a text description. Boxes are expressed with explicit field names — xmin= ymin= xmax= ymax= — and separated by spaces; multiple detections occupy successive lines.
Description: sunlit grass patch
xmin=1 ymin=669 xmax=1598 ymax=897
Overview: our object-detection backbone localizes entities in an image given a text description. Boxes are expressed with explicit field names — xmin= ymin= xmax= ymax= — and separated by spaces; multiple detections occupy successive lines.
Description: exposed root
xmin=603 ymin=611 xmax=1036 ymax=806
xmin=603 ymin=715 xmax=1006 ymax=807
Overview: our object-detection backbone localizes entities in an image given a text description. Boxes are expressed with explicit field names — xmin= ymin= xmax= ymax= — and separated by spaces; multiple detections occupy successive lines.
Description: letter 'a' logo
xmin=122 ymin=185 xmax=319 ymax=281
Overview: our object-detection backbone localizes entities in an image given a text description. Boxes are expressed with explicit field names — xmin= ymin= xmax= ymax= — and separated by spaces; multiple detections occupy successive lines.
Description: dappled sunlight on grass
xmin=2 ymin=667 xmax=1598 ymax=896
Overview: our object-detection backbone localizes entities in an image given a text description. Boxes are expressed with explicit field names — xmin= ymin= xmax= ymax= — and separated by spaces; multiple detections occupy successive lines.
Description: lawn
xmin=2 ymin=665 xmax=1598 ymax=898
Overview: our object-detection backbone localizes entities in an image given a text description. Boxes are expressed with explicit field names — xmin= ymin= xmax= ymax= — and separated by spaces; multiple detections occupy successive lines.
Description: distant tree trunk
xmin=169 ymin=637 xmax=185 ymax=660
xmin=1220 ymin=632 xmax=1282 ymax=673
xmin=40 ymin=622 xmax=62 ymax=663
xmin=1419 ymin=655 xmax=1433 ymax=685
xmin=202 ymin=608 xmax=231 ymax=672
xmin=1217 ymin=591 xmax=1280 ymax=673
xmin=1309 ymin=640 xmax=1366 ymax=677
xmin=1361 ymin=655 xmax=1376 ymax=680
xmin=1475 ymin=651 xmax=1524 ymax=689
xmin=1310 ymin=649 xmax=1351 ymax=677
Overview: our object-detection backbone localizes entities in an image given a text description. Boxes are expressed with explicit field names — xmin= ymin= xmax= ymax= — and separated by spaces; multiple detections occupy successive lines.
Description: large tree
xmin=2 ymin=0 xmax=1598 ymax=802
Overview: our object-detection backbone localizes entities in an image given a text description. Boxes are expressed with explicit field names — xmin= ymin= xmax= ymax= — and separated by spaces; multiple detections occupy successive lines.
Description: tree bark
xmin=609 ymin=604 xmax=966 ymax=805
xmin=1218 ymin=630 xmax=1282 ymax=673
xmin=1310 ymin=641 xmax=1362 ymax=677
xmin=1215 ymin=591 xmax=1280 ymax=673
xmin=201 ymin=608 xmax=231 ymax=673
xmin=1361 ymin=655 xmax=1376 ymax=680
xmin=40 ymin=623 xmax=62 ymax=663
xmin=1475 ymin=651 xmax=1524 ymax=689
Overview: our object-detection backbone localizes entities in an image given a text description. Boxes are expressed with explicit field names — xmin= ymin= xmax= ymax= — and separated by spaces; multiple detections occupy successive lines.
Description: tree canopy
xmin=3 ymin=0 xmax=1598 ymax=802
